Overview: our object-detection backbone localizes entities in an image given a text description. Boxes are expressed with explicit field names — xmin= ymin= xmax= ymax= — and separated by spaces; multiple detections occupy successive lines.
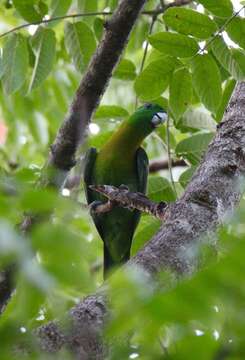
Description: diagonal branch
xmin=36 ymin=82 xmax=245 ymax=358
xmin=90 ymin=184 xmax=168 ymax=220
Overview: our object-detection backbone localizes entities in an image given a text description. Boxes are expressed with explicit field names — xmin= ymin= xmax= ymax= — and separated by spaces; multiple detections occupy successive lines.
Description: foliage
xmin=0 ymin=0 xmax=244 ymax=358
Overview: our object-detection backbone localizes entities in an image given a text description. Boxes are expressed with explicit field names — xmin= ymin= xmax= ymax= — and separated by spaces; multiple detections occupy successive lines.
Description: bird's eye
xmin=151 ymin=112 xmax=167 ymax=127
xmin=144 ymin=103 xmax=152 ymax=110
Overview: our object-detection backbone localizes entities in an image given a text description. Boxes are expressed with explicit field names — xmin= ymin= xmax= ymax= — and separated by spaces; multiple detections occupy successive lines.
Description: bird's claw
xmin=89 ymin=200 xmax=115 ymax=214
xmin=89 ymin=200 xmax=104 ymax=215
xmin=119 ymin=184 xmax=129 ymax=191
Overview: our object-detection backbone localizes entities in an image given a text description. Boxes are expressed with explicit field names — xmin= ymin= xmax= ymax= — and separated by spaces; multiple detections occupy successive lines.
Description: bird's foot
xmin=90 ymin=184 xmax=169 ymax=220
xmin=89 ymin=200 xmax=115 ymax=215
xmin=119 ymin=184 xmax=129 ymax=191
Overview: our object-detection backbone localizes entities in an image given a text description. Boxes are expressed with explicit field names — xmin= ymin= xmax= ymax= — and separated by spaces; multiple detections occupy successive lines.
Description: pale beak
xmin=151 ymin=112 xmax=167 ymax=127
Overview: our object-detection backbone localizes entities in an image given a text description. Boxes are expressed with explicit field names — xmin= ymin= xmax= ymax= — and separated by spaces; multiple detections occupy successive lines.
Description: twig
xmin=166 ymin=111 xmax=177 ymax=196
xmin=0 ymin=1 xmax=193 ymax=40
xmin=135 ymin=4 xmax=160 ymax=108
xmin=149 ymin=158 xmax=187 ymax=172
xmin=90 ymin=198 xmax=115 ymax=214
xmin=139 ymin=12 xmax=157 ymax=73
xmin=198 ymin=5 xmax=245 ymax=55
xmin=0 ymin=12 xmax=112 ymax=39
xmin=90 ymin=184 xmax=169 ymax=220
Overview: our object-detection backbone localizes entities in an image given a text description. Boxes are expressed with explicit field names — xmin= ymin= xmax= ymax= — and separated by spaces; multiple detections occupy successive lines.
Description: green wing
xmin=136 ymin=147 xmax=149 ymax=194
xmin=131 ymin=147 xmax=149 ymax=233
xmin=84 ymin=146 xmax=149 ymax=277
xmin=83 ymin=147 xmax=97 ymax=204
xmin=83 ymin=147 xmax=105 ymax=237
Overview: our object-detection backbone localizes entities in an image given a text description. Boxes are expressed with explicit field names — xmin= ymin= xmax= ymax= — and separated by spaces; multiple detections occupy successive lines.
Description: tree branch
xmin=149 ymin=158 xmax=187 ymax=172
xmin=36 ymin=82 xmax=245 ymax=358
xmin=0 ymin=264 xmax=16 ymax=314
xmin=90 ymin=184 xmax=168 ymax=220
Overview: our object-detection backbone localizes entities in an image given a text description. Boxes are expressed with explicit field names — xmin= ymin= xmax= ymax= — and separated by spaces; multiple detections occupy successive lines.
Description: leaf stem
xmin=135 ymin=5 xmax=160 ymax=108
xmin=0 ymin=1 xmax=194 ymax=39
xmin=166 ymin=110 xmax=177 ymax=197
xmin=199 ymin=5 xmax=245 ymax=56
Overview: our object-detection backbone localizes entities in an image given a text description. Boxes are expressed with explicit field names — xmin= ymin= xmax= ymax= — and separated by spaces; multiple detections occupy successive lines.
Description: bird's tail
xmin=103 ymin=244 xmax=130 ymax=279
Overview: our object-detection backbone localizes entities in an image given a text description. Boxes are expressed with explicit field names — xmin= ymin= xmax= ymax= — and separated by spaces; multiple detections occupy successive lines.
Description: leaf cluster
xmin=0 ymin=0 xmax=244 ymax=358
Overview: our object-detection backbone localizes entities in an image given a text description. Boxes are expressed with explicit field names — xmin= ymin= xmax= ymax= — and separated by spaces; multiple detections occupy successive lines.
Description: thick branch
xmin=0 ymin=264 xmax=15 ymax=314
xmin=36 ymin=82 xmax=245 ymax=358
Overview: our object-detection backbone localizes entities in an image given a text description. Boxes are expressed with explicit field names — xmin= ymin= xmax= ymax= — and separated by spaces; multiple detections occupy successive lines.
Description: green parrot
xmin=84 ymin=103 xmax=167 ymax=277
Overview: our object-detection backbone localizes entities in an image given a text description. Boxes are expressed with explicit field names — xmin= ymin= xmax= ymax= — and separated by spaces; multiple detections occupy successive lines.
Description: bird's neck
xmin=102 ymin=121 xmax=147 ymax=155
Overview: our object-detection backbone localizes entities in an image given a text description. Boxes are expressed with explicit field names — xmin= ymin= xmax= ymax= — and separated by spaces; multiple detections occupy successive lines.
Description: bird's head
xmin=127 ymin=103 xmax=167 ymax=137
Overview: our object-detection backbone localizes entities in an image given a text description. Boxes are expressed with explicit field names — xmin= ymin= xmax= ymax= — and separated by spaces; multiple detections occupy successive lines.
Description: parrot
xmin=84 ymin=103 xmax=167 ymax=278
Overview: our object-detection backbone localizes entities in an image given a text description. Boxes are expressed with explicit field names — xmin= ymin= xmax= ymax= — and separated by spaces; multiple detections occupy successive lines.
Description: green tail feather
xmin=103 ymin=244 xmax=130 ymax=279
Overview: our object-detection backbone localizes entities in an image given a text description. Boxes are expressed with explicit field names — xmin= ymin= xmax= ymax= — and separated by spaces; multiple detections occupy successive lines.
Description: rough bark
xmin=36 ymin=82 xmax=245 ymax=358
xmin=0 ymin=264 xmax=15 ymax=314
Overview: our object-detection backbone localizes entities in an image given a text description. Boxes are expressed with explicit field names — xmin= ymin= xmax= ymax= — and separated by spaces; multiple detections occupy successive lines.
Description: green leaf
xmin=226 ymin=17 xmax=245 ymax=49
xmin=149 ymin=32 xmax=199 ymax=58
xmin=163 ymin=7 xmax=217 ymax=39
xmin=157 ymin=123 xmax=177 ymax=149
xmin=0 ymin=53 xmax=4 ymax=80
xmin=191 ymin=54 xmax=222 ymax=113
xmin=169 ymin=67 xmax=192 ymax=121
xmin=147 ymin=176 xmax=176 ymax=202
xmin=28 ymin=112 xmax=49 ymax=147
xmin=94 ymin=105 xmax=129 ymax=119
xmin=31 ymin=224 xmax=88 ymax=287
xmin=216 ymin=79 xmax=236 ymax=122
xmin=179 ymin=166 xmax=197 ymax=188
xmin=231 ymin=48 xmax=245 ymax=80
xmin=197 ymin=0 xmax=233 ymax=17
xmin=211 ymin=36 xmax=245 ymax=80
xmin=20 ymin=188 xmax=59 ymax=213
xmin=113 ymin=59 xmax=136 ymax=80
xmin=29 ymin=28 xmax=56 ymax=91
xmin=12 ymin=0 xmax=44 ymax=22
xmin=134 ymin=57 xmax=178 ymax=100
xmin=77 ymin=0 xmax=98 ymax=24
xmin=2 ymin=34 xmax=28 ymax=94
xmin=176 ymin=133 xmax=214 ymax=165
xmin=94 ymin=17 xmax=104 ymax=41
xmin=49 ymin=0 xmax=72 ymax=17
xmin=78 ymin=0 xmax=97 ymax=11
xmin=64 ymin=21 xmax=96 ymax=73
xmin=180 ymin=107 xmax=216 ymax=131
